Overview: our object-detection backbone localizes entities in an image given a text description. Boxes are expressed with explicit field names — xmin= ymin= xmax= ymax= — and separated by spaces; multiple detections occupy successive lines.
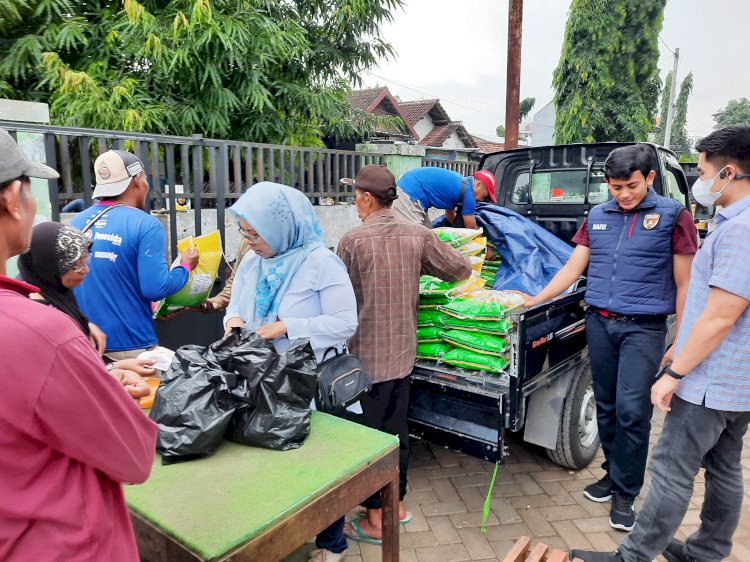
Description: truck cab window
xmin=511 ymin=170 xmax=609 ymax=204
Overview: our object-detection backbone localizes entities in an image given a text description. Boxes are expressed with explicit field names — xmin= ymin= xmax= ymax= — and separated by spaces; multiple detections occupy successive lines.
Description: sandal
xmin=344 ymin=518 xmax=382 ymax=546
xmin=353 ymin=507 xmax=413 ymax=526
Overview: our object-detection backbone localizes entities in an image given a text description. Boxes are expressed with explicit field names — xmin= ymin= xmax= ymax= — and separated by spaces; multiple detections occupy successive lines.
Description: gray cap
xmin=0 ymin=128 xmax=59 ymax=185
xmin=93 ymin=149 xmax=145 ymax=198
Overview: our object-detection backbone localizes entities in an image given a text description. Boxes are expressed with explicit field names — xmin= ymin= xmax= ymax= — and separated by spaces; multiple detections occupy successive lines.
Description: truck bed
xmin=409 ymin=361 xmax=511 ymax=461
xmin=408 ymin=290 xmax=588 ymax=462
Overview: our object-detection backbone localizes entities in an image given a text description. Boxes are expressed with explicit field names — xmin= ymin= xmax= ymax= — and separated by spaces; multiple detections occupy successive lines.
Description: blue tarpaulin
xmin=434 ymin=204 xmax=574 ymax=295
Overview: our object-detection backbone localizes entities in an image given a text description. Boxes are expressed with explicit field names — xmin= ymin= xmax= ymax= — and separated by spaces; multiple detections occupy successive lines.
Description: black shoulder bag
xmin=316 ymin=347 xmax=372 ymax=413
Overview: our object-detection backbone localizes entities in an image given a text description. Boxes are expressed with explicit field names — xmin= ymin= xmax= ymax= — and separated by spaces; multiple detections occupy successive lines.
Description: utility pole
xmin=504 ymin=0 xmax=523 ymax=149
xmin=663 ymin=47 xmax=679 ymax=150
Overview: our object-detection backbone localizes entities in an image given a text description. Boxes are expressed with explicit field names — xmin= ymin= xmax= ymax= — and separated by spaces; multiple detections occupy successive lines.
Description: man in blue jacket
xmin=525 ymin=144 xmax=697 ymax=532
xmin=72 ymin=150 xmax=199 ymax=361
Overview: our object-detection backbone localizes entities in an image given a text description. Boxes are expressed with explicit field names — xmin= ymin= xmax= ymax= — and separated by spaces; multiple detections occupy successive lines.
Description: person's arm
xmin=335 ymin=235 xmax=352 ymax=272
xmin=661 ymin=253 xmax=694 ymax=365
xmin=35 ymin=335 xmax=158 ymax=484
xmin=652 ymin=286 xmax=749 ymax=412
xmin=266 ymin=255 xmax=358 ymax=342
xmin=420 ymin=231 xmax=473 ymax=281
xmin=461 ymin=215 xmax=479 ymax=229
xmin=88 ymin=321 xmax=107 ymax=355
xmin=223 ymin=253 xmax=252 ymax=332
xmin=203 ymin=239 xmax=251 ymax=312
xmin=137 ymin=221 xmax=190 ymax=301
xmin=662 ymin=209 xmax=700 ymax=364
xmin=525 ymin=245 xmax=590 ymax=306
xmin=459 ymin=186 xmax=478 ymax=229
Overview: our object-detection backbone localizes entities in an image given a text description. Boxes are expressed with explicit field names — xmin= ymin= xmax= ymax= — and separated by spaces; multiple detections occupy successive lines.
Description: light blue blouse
xmin=225 ymin=247 xmax=358 ymax=363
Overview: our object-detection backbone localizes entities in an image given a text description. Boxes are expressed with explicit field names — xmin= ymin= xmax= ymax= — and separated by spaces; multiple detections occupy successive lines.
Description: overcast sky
xmin=360 ymin=0 xmax=750 ymax=142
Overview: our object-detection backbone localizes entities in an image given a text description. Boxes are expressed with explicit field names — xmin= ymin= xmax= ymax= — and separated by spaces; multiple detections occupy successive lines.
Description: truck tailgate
xmin=409 ymin=361 xmax=510 ymax=462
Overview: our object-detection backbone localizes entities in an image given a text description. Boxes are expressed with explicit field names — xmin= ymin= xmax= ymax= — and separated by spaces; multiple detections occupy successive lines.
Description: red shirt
xmin=0 ymin=276 xmax=158 ymax=561
xmin=573 ymin=208 xmax=698 ymax=254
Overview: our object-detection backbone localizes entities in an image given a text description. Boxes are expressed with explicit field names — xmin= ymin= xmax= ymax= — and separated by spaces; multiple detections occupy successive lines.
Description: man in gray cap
xmin=71 ymin=149 xmax=199 ymax=360
xmin=0 ymin=129 xmax=158 ymax=560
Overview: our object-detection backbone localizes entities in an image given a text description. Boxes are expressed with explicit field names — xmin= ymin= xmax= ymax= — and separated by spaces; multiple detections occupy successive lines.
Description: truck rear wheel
xmin=546 ymin=363 xmax=599 ymax=469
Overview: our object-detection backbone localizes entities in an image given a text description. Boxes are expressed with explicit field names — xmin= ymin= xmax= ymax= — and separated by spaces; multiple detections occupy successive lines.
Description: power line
xmin=658 ymin=35 xmax=675 ymax=54
xmin=365 ymin=74 xmax=506 ymax=120
xmin=369 ymin=72 xmax=505 ymax=111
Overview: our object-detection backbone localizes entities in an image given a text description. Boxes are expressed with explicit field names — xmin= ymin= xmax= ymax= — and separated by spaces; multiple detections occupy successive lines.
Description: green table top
xmin=126 ymin=411 xmax=398 ymax=560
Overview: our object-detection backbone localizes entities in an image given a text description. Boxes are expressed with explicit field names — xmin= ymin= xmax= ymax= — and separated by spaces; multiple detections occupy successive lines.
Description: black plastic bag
xmin=227 ymin=339 xmax=318 ymax=451
xmin=149 ymin=339 xmax=242 ymax=464
xmin=151 ymin=331 xmax=318 ymax=463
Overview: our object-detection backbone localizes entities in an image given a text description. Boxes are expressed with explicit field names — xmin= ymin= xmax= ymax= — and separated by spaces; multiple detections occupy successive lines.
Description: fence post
xmin=355 ymin=143 xmax=426 ymax=180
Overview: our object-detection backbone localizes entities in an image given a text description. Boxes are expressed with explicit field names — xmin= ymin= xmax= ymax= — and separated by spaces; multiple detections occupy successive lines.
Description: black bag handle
xmin=80 ymin=203 xmax=124 ymax=233
xmin=321 ymin=346 xmax=341 ymax=362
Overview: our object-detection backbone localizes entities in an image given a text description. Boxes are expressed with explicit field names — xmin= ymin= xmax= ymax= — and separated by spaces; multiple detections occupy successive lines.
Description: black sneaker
xmin=609 ymin=493 xmax=635 ymax=531
xmin=568 ymin=549 xmax=623 ymax=562
xmin=662 ymin=538 xmax=692 ymax=562
xmin=583 ymin=475 xmax=613 ymax=502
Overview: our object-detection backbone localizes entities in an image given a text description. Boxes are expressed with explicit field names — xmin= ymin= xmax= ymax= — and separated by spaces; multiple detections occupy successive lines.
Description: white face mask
xmin=691 ymin=168 xmax=732 ymax=207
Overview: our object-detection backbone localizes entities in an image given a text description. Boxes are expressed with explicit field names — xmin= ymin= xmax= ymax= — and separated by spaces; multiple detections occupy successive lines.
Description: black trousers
xmin=360 ymin=377 xmax=411 ymax=508
xmin=585 ymin=310 xmax=666 ymax=497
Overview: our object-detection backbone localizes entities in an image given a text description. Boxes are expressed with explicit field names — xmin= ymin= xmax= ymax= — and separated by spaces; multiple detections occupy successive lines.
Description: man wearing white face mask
xmin=570 ymin=125 xmax=750 ymax=562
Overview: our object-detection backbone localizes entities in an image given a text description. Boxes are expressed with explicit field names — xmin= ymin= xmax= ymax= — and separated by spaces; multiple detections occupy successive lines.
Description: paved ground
xmin=285 ymin=410 xmax=750 ymax=562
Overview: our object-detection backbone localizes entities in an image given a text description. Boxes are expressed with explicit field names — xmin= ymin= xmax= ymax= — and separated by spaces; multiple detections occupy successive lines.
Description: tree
xmin=0 ymin=0 xmax=403 ymax=146
xmin=670 ymin=72 xmax=693 ymax=156
xmin=654 ymin=70 xmax=672 ymax=145
xmin=496 ymin=125 xmax=505 ymax=137
xmin=519 ymin=97 xmax=536 ymax=122
xmin=712 ymin=98 xmax=750 ymax=129
xmin=552 ymin=0 xmax=666 ymax=144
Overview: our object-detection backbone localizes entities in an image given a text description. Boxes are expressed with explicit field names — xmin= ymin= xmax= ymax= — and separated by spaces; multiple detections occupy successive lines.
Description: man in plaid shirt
xmin=571 ymin=126 xmax=750 ymax=562
xmin=337 ymin=164 xmax=472 ymax=546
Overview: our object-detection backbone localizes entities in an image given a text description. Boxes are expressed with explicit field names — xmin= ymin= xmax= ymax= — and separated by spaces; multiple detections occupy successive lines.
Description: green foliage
xmin=519 ymin=97 xmax=536 ymax=122
xmin=712 ymin=98 xmax=750 ymax=129
xmin=654 ymin=70 xmax=672 ymax=145
xmin=0 ymin=0 xmax=403 ymax=145
xmin=670 ymin=72 xmax=693 ymax=156
xmin=654 ymin=71 xmax=693 ymax=155
xmin=495 ymin=124 xmax=505 ymax=137
xmin=552 ymin=0 xmax=666 ymax=144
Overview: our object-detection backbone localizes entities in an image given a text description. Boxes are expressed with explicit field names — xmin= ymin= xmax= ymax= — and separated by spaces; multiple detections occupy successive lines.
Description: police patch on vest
xmin=592 ymin=223 xmax=608 ymax=231
xmin=643 ymin=213 xmax=661 ymax=230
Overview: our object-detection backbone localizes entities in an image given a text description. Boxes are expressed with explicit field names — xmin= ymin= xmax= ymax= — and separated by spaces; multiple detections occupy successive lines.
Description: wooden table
xmin=126 ymin=411 xmax=400 ymax=561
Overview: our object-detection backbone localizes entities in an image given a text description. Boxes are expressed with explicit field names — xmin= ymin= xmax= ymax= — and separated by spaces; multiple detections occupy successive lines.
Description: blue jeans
xmin=585 ymin=311 xmax=666 ymax=497
xmin=619 ymin=396 xmax=750 ymax=561
xmin=316 ymin=516 xmax=347 ymax=553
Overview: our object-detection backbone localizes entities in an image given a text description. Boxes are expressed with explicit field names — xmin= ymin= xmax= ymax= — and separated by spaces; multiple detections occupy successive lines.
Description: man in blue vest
xmin=525 ymin=144 xmax=698 ymax=532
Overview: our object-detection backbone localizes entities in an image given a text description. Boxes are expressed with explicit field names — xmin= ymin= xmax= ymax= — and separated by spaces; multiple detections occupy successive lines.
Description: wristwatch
xmin=655 ymin=363 xmax=685 ymax=381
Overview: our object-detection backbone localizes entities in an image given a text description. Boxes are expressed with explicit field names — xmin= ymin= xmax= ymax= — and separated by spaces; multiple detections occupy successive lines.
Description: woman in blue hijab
xmin=224 ymin=182 xmax=358 ymax=363
xmin=225 ymin=182 xmax=358 ymax=560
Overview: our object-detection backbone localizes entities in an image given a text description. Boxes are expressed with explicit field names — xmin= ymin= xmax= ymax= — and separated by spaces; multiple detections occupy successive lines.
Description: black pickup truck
xmin=408 ymin=142 xmax=692 ymax=469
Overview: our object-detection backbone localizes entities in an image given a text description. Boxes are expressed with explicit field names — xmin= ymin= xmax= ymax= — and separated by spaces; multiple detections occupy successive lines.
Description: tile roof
xmin=346 ymin=87 xmax=419 ymax=139
xmin=346 ymin=87 xmax=389 ymax=112
xmin=398 ymin=99 xmax=439 ymax=125
xmin=471 ymin=135 xmax=505 ymax=154
xmin=419 ymin=122 xmax=478 ymax=149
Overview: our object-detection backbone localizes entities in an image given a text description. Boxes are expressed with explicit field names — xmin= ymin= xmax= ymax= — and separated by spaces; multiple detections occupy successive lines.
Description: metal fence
xmin=422 ymin=158 xmax=479 ymax=176
xmin=1 ymin=121 xmax=385 ymax=258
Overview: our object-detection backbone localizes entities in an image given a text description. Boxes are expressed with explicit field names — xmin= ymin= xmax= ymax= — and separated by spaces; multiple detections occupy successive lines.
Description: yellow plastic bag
xmin=154 ymin=230 xmax=222 ymax=317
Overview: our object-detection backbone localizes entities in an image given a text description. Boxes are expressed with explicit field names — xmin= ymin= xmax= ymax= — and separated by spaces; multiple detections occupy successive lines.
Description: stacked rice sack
xmin=415 ymin=228 xmax=525 ymax=375
xmin=480 ymin=241 xmax=502 ymax=286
